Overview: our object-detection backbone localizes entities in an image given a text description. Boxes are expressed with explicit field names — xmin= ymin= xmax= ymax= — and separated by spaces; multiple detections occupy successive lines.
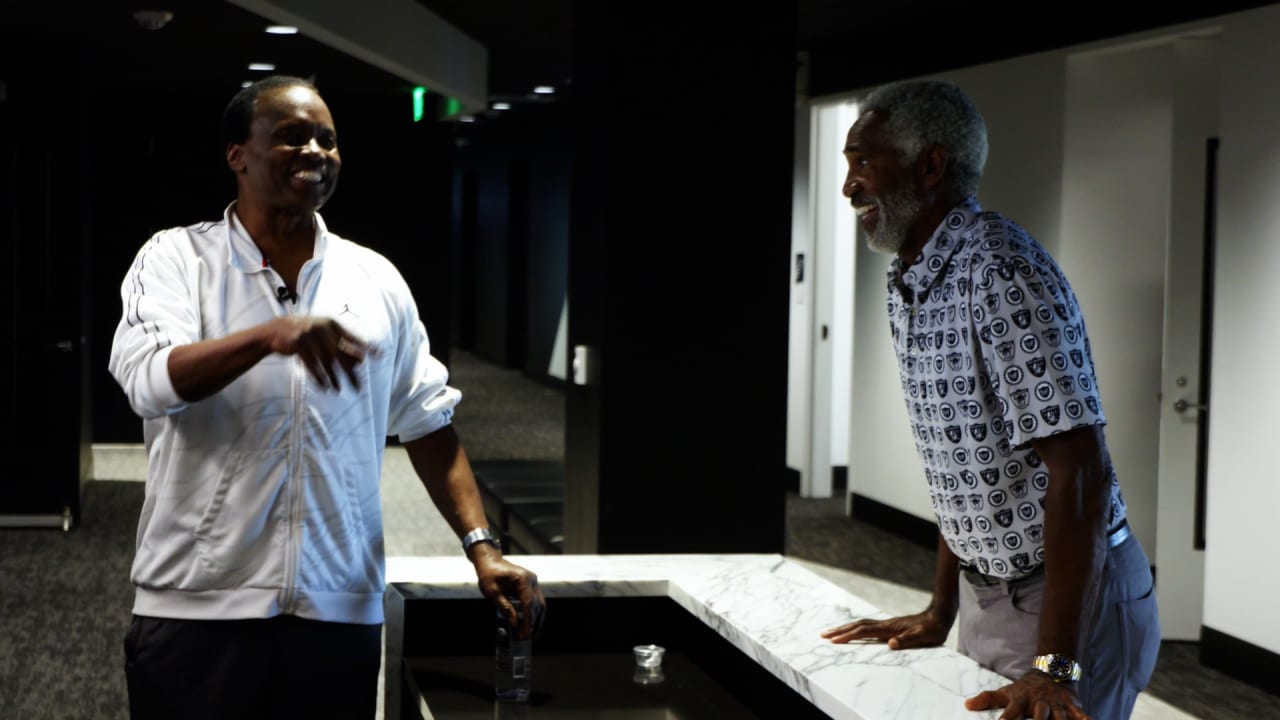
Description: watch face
xmin=1048 ymin=655 xmax=1073 ymax=679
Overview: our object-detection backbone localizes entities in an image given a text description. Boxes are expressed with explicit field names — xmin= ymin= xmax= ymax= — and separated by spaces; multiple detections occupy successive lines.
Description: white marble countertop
xmin=387 ymin=553 xmax=1007 ymax=720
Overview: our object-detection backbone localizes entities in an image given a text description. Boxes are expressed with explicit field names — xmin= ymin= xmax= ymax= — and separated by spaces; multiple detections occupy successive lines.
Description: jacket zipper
xmin=282 ymin=288 xmax=304 ymax=614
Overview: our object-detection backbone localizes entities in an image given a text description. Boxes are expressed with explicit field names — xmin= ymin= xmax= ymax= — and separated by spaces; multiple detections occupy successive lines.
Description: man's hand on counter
xmin=965 ymin=671 xmax=1091 ymax=719
xmin=819 ymin=609 xmax=952 ymax=649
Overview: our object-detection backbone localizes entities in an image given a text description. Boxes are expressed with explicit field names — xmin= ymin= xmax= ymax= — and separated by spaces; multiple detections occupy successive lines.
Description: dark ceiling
xmin=4 ymin=1 xmax=1277 ymax=102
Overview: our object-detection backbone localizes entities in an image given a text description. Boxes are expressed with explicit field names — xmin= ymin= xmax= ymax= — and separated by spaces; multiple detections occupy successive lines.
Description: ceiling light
xmin=241 ymin=81 xmax=253 ymax=88
xmin=459 ymin=115 xmax=476 ymax=123
xmin=533 ymin=85 xmax=555 ymax=95
xmin=132 ymin=10 xmax=174 ymax=31
xmin=248 ymin=62 xmax=276 ymax=72
xmin=492 ymin=102 xmax=511 ymax=111
xmin=265 ymin=25 xmax=298 ymax=35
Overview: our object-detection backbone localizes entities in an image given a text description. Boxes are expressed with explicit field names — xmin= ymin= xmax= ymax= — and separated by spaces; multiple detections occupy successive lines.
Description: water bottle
xmin=495 ymin=597 xmax=531 ymax=702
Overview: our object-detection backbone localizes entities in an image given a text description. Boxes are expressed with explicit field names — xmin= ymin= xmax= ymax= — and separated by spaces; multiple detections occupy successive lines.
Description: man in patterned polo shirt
xmin=820 ymin=80 xmax=1160 ymax=719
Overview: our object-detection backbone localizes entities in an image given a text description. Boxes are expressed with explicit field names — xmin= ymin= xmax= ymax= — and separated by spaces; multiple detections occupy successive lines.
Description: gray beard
xmin=865 ymin=186 xmax=923 ymax=255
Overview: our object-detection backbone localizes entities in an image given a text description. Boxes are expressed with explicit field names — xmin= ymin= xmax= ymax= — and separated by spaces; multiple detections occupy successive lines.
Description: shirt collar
xmin=888 ymin=195 xmax=982 ymax=300
xmin=223 ymin=201 xmax=330 ymax=273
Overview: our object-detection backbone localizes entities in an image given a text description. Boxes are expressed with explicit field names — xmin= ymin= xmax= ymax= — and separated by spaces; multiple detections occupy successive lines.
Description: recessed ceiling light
xmin=132 ymin=10 xmax=174 ymax=31
xmin=533 ymin=85 xmax=555 ymax=95
xmin=265 ymin=25 xmax=298 ymax=35
xmin=492 ymin=102 xmax=511 ymax=111
xmin=248 ymin=62 xmax=276 ymax=72
xmin=459 ymin=115 xmax=476 ymax=123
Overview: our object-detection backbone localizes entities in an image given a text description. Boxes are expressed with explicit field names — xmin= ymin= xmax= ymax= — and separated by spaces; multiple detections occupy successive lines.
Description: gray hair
xmin=861 ymin=80 xmax=988 ymax=198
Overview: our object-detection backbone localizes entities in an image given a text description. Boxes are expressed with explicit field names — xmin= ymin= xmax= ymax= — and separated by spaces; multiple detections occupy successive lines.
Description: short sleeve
xmin=971 ymin=242 xmax=1106 ymax=450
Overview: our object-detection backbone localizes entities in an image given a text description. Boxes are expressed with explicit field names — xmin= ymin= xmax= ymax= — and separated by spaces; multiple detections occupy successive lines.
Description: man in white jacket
xmin=109 ymin=75 xmax=544 ymax=719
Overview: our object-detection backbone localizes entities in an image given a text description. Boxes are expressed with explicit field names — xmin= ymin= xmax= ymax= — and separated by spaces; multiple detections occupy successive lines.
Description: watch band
xmin=461 ymin=527 xmax=500 ymax=555
xmin=1033 ymin=653 xmax=1082 ymax=683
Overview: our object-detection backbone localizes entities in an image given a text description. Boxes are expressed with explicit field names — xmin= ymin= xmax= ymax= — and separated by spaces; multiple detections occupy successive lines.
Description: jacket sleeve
xmin=108 ymin=230 xmax=199 ymax=419
xmin=382 ymin=262 xmax=461 ymax=442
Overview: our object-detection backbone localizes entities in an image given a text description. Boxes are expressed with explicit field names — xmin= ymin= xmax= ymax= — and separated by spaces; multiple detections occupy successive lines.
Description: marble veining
xmin=386 ymin=553 xmax=1006 ymax=719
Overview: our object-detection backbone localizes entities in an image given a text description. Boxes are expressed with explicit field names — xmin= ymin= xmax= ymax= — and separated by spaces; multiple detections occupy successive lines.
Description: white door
xmin=1154 ymin=35 xmax=1219 ymax=641
xmin=1061 ymin=32 xmax=1218 ymax=641
xmin=788 ymin=98 xmax=858 ymax=499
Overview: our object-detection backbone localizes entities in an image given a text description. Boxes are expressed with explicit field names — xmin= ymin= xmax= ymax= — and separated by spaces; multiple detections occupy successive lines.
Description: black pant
xmin=124 ymin=614 xmax=382 ymax=720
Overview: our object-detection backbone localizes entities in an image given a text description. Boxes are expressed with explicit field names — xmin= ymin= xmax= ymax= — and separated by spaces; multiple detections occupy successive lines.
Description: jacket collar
xmin=223 ymin=201 xmax=330 ymax=274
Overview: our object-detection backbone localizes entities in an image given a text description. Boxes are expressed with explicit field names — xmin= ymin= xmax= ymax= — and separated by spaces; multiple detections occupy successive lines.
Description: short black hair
xmin=221 ymin=75 xmax=319 ymax=146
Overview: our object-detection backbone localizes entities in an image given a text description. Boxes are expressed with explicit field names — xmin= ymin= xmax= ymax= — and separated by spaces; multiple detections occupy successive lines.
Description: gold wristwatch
xmin=1033 ymin=653 xmax=1082 ymax=683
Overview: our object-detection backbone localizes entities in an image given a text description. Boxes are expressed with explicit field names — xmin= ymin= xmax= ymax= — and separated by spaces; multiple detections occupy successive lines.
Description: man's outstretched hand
xmin=964 ymin=671 xmax=1091 ymax=720
xmin=820 ymin=609 xmax=952 ymax=650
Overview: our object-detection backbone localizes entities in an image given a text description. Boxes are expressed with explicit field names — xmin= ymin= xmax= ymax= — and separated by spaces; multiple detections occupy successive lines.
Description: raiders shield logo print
xmin=1026 ymin=357 xmax=1047 ymax=377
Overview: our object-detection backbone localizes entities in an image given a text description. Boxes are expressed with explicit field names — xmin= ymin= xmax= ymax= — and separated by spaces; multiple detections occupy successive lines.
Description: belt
xmin=960 ymin=520 xmax=1131 ymax=587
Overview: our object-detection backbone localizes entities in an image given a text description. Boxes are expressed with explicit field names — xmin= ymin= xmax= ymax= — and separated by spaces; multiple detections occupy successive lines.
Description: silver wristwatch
xmin=1033 ymin=653 xmax=1082 ymax=683
xmin=461 ymin=527 xmax=501 ymax=555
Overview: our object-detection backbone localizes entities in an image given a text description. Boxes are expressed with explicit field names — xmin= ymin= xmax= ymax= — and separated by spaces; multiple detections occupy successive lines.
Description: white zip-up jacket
xmin=108 ymin=205 xmax=459 ymax=624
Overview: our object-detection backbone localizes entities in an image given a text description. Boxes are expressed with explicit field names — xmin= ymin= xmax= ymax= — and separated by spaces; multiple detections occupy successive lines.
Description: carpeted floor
xmin=1 ymin=348 xmax=1276 ymax=719
xmin=0 ymin=479 xmax=138 ymax=719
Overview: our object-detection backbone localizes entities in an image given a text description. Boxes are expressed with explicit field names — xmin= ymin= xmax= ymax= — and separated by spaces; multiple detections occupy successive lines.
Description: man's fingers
xmin=495 ymin=593 xmax=516 ymax=628
xmin=339 ymin=355 xmax=363 ymax=391
xmin=888 ymin=625 xmax=933 ymax=650
xmin=299 ymin=350 xmax=332 ymax=389
xmin=964 ymin=689 xmax=1006 ymax=711
xmin=822 ymin=620 xmax=895 ymax=644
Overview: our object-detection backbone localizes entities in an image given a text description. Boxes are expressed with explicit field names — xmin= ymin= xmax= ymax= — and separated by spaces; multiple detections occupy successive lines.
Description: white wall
xmin=1205 ymin=4 xmax=1280 ymax=656
xmin=786 ymin=93 xmax=815 ymax=477
xmin=811 ymin=102 xmax=857 ymax=474
xmin=548 ymin=296 xmax=568 ymax=381
xmin=1058 ymin=44 xmax=1173 ymax=559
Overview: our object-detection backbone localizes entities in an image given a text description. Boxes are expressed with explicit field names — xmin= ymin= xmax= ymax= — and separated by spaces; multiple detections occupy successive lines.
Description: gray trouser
xmin=956 ymin=534 xmax=1161 ymax=720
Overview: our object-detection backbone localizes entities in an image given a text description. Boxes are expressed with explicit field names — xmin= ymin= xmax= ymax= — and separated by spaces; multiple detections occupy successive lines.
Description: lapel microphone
xmin=276 ymin=286 xmax=296 ymax=304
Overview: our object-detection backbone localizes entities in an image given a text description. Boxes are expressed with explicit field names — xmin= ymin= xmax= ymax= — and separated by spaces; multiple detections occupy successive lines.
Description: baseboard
xmin=1201 ymin=625 xmax=1280 ymax=698
xmin=782 ymin=466 xmax=846 ymax=495
xmin=849 ymin=492 xmax=937 ymax=551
